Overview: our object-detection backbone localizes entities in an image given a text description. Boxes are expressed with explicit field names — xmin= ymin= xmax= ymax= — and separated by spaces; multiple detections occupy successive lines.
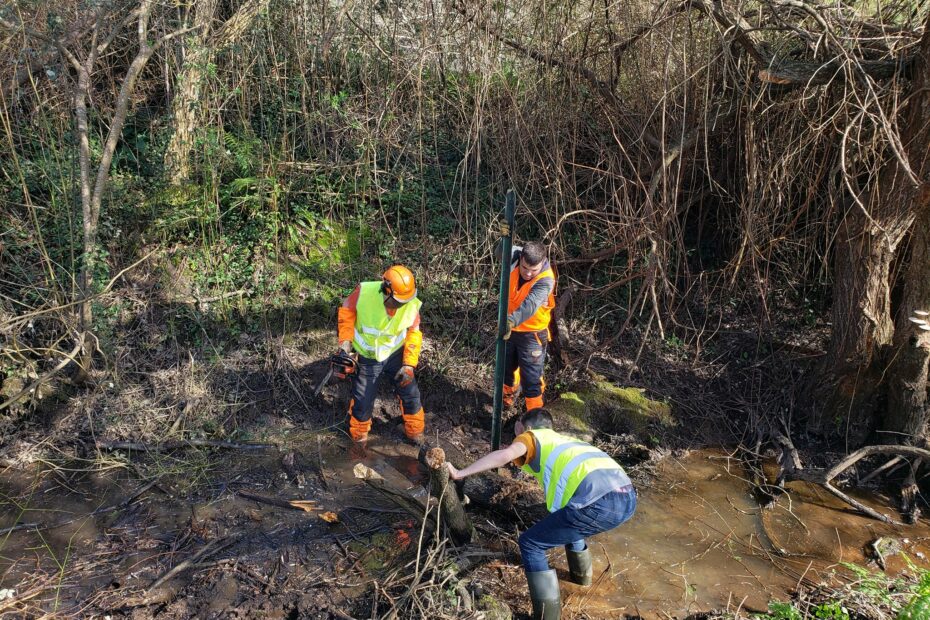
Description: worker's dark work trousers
xmin=504 ymin=329 xmax=547 ymax=400
xmin=349 ymin=347 xmax=422 ymax=425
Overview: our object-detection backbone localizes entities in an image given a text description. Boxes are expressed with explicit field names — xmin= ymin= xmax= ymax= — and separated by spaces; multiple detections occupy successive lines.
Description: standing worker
xmin=447 ymin=408 xmax=636 ymax=619
xmin=337 ymin=265 xmax=426 ymax=444
xmin=503 ymin=241 xmax=556 ymax=411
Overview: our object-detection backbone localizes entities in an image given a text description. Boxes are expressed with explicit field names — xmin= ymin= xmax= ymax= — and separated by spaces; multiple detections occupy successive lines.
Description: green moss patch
xmin=476 ymin=594 xmax=512 ymax=620
xmin=549 ymin=374 xmax=673 ymax=437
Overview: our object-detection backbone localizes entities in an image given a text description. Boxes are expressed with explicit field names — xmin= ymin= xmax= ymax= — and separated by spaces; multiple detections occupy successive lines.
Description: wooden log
xmin=421 ymin=447 xmax=475 ymax=545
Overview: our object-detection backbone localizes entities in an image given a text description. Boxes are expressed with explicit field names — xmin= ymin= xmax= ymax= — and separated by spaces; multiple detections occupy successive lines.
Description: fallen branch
xmin=237 ymin=491 xmax=318 ymax=512
xmin=781 ymin=445 xmax=930 ymax=524
xmin=0 ymin=334 xmax=84 ymax=413
xmin=860 ymin=456 xmax=905 ymax=485
xmin=146 ymin=534 xmax=240 ymax=594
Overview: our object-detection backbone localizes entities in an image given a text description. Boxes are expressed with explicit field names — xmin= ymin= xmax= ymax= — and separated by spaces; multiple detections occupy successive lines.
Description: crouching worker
xmin=447 ymin=408 xmax=636 ymax=620
xmin=337 ymin=265 xmax=426 ymax=445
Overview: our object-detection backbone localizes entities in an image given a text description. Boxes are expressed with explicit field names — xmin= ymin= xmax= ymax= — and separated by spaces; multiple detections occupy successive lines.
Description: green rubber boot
xmin=565 ymin=546 xmax=593 ymax=586
xmin=526 ymin=569 xmax=561 ymax=620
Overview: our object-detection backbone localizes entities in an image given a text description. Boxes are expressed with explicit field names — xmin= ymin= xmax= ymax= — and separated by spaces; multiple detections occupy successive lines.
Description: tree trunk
xmin=163 ymin=0 xmax=218 ymax=184
xmin=810 ymin=201 xmax=910 ymax=438
xmin=811 ymin=10 xmax=930 ymax=437
xmin=73 ymin=62 xmax=94 ymax=363
xmin=882 ymin=16 xmax=930 ymax=443
xmin=884 ymin=205 xmax=930 ymax=442
xmin=164 ymin=0 xmax=269 ymax=184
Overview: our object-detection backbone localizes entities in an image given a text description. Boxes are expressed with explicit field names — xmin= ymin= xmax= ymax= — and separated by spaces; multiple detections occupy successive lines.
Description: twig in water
xmin=147 ymin=534 xmax=240 ymax=593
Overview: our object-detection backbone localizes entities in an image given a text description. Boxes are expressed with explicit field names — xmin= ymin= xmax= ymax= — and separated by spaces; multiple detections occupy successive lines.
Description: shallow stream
xmin=1 ymin=444 xmax=928 ymax=618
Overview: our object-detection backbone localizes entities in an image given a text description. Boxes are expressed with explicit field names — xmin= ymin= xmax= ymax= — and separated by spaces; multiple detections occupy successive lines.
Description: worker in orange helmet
xmin=337 ymin=265 xmax=426 ymax=445
xmin=502 ymin=241 xmax=556 ymax=412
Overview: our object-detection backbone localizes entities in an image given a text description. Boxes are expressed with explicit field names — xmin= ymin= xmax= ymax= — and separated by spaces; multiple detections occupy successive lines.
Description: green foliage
xmin=812 ymin=602 xmax=848 ymax=620
xmin=898 ymin=570 xmax=930 ymax=620
xmin=757 ymin=601 xmax=802 ymax=620
xmin=841 ymin=561 xmax=900 ymax=607
xmin=222 ymin=132 xmax=262 ymax=176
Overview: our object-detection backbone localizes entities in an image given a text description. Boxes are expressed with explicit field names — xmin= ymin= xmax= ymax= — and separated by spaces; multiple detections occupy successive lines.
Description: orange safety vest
xmin=508 ymin=263 xmax=556 ymax=332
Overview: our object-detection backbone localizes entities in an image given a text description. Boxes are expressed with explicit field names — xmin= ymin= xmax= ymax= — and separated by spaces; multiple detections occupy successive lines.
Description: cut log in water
xmin=420 ymin=446 xmax=475 ymax=544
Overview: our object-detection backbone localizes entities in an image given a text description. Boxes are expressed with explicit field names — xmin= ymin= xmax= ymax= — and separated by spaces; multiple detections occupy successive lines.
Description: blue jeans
xmin=518 ymin=488 xmax=637 ymax=573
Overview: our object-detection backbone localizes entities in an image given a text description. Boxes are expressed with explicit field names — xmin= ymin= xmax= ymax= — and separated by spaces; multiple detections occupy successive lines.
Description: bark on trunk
xmin=163 ymin=0 xmax=217 ymax=184
xmin=164 ymin=0 xmax=268 ymax=184
xmin=882 ymin=17 xmax=930 ymax=443
xmin=811 ymin=14 xmax=930 ymax=437
xmin=885 ymin=206 xmax=930 ymax=441
xmin=810 ymin=201 xmax=910 ymax=437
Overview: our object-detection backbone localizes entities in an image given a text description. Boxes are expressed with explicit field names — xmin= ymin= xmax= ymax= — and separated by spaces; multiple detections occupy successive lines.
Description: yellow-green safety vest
xmin=521 ymin=428 xmax=626 ymax=512
xmin=352 ymin=281 xmax=422 ymax=362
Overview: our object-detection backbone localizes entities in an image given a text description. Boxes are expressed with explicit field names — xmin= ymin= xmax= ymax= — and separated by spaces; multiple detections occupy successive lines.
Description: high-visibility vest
xmin=508 ymin=263 xmax=555 ymax=331
xmin=521 ymin=429 xmax=626 ymax=512
xmin=352 ymin=281 xmax=422 ymax=362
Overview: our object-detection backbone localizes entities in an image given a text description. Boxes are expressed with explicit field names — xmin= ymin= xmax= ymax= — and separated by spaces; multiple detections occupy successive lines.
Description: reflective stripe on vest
xmin=352 ymin=281 xmax=422 ymax=362
xmin=521 ymin=428 xmax=625 ymax=512
xmin=508 ymin=264 xmax=555 ymax=331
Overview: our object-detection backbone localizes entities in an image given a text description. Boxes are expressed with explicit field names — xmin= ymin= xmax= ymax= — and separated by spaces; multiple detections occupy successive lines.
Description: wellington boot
xmin=565 ymin=546 xmax=593 ymax=586
xmin=526 ymin=569 xmax=561 ymax=620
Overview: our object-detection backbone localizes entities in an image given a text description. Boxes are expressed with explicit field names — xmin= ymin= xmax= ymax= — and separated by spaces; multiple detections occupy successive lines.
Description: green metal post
xmin=491 ymin=189 xmax=515 ymax=450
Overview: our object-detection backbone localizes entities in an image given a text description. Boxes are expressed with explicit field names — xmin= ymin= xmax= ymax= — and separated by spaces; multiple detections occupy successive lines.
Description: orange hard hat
xmin=382 ymin=265 xmax=417 ymax=303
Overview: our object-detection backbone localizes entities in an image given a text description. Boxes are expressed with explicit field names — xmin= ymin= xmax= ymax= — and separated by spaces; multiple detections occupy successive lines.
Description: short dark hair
xmin=520 ymin=407 xmax=553 ymax=430
xmin=520 ymin=242 xmax=547 ymax=267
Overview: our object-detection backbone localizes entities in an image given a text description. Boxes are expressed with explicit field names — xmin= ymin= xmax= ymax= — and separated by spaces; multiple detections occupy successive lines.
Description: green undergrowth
xmin=753 ymin=559 xmax=930 ymax=620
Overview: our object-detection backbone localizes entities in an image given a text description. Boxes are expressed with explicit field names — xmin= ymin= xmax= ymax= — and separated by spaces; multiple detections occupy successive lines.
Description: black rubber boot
xmin=565 ymin=546 xmax=593 ymax=586
xmin=526 ymin=569 xmax=561 ymax=620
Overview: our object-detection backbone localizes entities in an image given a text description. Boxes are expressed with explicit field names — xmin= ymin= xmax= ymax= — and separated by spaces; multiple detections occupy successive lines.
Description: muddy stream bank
xmin=1 ymin=439 xmax=928 ymax=619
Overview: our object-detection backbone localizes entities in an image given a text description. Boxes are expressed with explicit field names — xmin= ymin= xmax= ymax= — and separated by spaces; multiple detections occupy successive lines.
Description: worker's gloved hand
xmin=502 ymin=318 xmax=515 ymax=341
xmin=339 ymin=340 xmax=353 ymax=354
xmin=498 ymin=221 xmax=511 ymax=237
xmin=394 ymin=365 xmax=415 ymax=388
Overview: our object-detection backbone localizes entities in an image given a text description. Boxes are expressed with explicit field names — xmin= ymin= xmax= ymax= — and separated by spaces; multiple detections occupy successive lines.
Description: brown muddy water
xmin=1 ymin=445 xmax=929 ymax=618
xmin=558 ymin=451 xmax=930 ymax=618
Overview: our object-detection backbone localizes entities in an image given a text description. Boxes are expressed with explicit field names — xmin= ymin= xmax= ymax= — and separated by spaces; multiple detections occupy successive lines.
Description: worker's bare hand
xmin=446 ymin=462 xmax=463 ymax=480
xmin=501 ymin=318 xmax=514 ymax=341
xmin=339 ymin=340 xmax=353 ymax=354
